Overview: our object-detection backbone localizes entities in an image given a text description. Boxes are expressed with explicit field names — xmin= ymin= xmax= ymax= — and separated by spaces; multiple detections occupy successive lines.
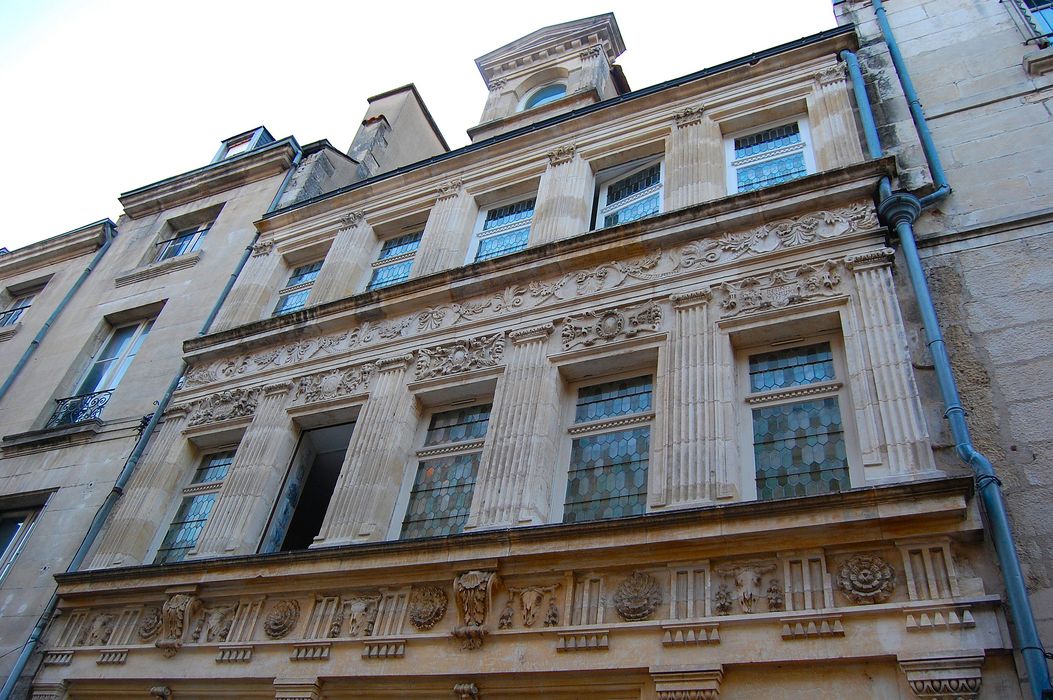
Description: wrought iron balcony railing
xmin=45 ymin=390 xmax=113 ymax=429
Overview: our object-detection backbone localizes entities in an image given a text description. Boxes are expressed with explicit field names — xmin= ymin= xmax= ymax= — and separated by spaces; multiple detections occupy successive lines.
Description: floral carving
xmin=185 ymin=388 xmax=261 ymax=427
xmin=264 ymin=600 xmax=300 ymax=639
xmin=415 ymin=333 xmax=505 ymax=381
xmin=156 ymin=593 xmax=201 ymax=657
xmin=453 ymin=570 xmax=498 ymax=650
xmin=138 ymin=606 xmax=162 ymax=641
xmin=714 ymin=584 xmax=733 ymax=616
xmin=837 ymin=554 xmax=895 ymax=604
xmin=767 ymin=579 xmax=784 ymax=612
xmin=295 ymin=363 xmax=375 ymax=404
xmin=409 ymin=586 xmax=448 ymax=630
xmin=561 ymin=300 xmax=662 ymax=351
xmin=612 ymin=571 xmax=662 ymax=622
xmin=719 ymin=261 xmax=842 ymax=318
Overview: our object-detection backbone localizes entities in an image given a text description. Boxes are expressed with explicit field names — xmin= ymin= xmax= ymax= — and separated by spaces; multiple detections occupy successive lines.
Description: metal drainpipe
xmin=0 ymin=143 xmax=303 ymax=700
xmin=0 ymin=221 xmax=116 ymax=405
xmin=841 ymin=4 xmax=1053 ymax=692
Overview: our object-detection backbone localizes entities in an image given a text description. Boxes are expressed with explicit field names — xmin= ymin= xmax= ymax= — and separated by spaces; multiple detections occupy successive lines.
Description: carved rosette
xmin=837 ymin=554 xmax=895 ymax=604
xmin=561 ymin=300 xmax=662 ymax=351
xmin=613 ymin=571 xmax=662 ymax=622
xmin=415 ymin=333 xmax=505 ymax=381
xmin=264 ymin=599 xmax=300 ymax=639
xmin=185 ymin=387 xmax=261 ymax=427
xmin=155 ymin=593 xmax=201 ymax=657
xmin=409 ymin=586 xmax=448 ymax=630
xmin=295 ymin=363 xmax=376 ymax=405
xmin=452 ymin=570 xmax=498 ymax=650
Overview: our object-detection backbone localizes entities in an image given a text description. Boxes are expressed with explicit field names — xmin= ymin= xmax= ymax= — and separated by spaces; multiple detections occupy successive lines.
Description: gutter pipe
xmin=0 ymin=142 xmax=303 ymax=700
xmin=0 ymin=221 xmax=116 ymax=405
xmin=843 ymin=1 xmax=1051 ymax=694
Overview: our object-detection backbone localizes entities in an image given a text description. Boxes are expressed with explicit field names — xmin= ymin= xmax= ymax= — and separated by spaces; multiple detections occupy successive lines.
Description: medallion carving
xmin=155 ymin=593 xmax=201 ymax=657
xmin=264 ymin=599 xmax=301 ymax=639
xmin=295 ymin=363 xmax=375 ymax=405
xmin=561 ymin=300 xmax=662 ymax=350
xmin=452 ymin=570 xmax=498 ymax=650
xmin=415 ymin=333 xmax=505 ymax=381
xmin=612 ymin=571 xmax=662 ymax=622
xmin=837 ymin=554 xmax=895 ymax=604
xmin=409 ymin=585 xmax=448 ymax=631
xmin=185 ymin=387 xmax=261 ymax=427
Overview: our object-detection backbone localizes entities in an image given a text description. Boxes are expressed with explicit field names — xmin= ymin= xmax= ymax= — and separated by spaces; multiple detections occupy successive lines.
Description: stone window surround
xmin=593 ymin=156 xmax=664 ymax=230
xmin=723 ymin=116 xmax=817 ymax=195
xmin=465 ymin=194 xmax=538 ymax=264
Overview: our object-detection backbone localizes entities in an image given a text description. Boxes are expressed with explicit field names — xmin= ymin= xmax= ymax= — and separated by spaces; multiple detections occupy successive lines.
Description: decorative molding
xmin=416 ymin=333 xmax=505 ymax=381
xmin=652 ymin=668 xmax=724 ymax=700
xmin=454 ymin=683 xmax=480 ymax=700
xmin=339 ymin=210 xmax=367 ymax=229
xmin=561 ymin=300 xmax=662 ymax=351
xmin=780 ymin=613 xmax=845 ymax=640
xmin=508 ymin=322 xmax=554 ymax=344
xmin=409 ymin=585 xmax=449 ymax=630
xmin=0 ymin=323 xmax=19 ymax=343
xmin=661 ymin=622 xmax=720 ymax=646
xmin=899 ymin=652 xmax=984 ymax=699
xmin=377 ymin=352 xmax=415 ymax=372
xmin=114 ymin=252 xmax=201 ymax=288
xmin=215 ymin=645 xmax=253 ymax=663
xmin=149 ymin=687 xmax=172 ymax=700
xmin=363 ymin=639 xmax=406 ymax=659
xmin=836 ymin=553 xmax=895 ymax=604
xmin=263 ymin=380 xmax=294 ymax=397
xmin=546 ymin=144 xmax=577 ymax=166
xmin=487 ymin=78 xmax=506 ymax=92
xmin=567 ymin=411 xmax=653 ymax=436
xmin=41 ymin=650 xmax=73 ymax=666
xmin=155 ymin=593 xmax=201 ymax=657
xmin=673 ymin=105 xmax=706 ymax=128
xmin=417 ymin=438 xmax=486 ymax=459
xmin=250 ymin=240 xmax=274 ymax=257
xmin=436 ymin=178 xmax=464 ymax=201
xmin=290 ymin=642 xmax=330 ymax=661
xmin=670 ymin=288 xmax=712 ymax=308
xmin=95 ymin=649 xmax=127 ymax=665
xmin=185 ymin=388 xmax=261 ymax=427
xmin=452 ymin=570 xmax=498 ymax=650
xmin=264 ymin=600 xmax=300 ymax=639
xmin=295 ymin=363 xmax=375 ymax=405
xmin=814 ymin=63 xmax=847 ymax=86
xmin=905 ymin=605 xmax=975 ymax=632
xmin=556 ymin=630 xmax=609 ymax=652
xmin=745 ymin=381 xmax=842 ymax=404
xmin=846 ymin=247 xmax=896 ymax=271
xmin=718 ymin=260 xmax=843 ymax=319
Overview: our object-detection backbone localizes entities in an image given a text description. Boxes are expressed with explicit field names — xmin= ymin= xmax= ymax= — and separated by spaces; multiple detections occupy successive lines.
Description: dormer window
xmin=522 ymin=83 xmax=567 ymax=111
xmin=211 ymin=127 xmax=275 ymax=163
xmin=222 ymin=136 xmax=253 ymax=159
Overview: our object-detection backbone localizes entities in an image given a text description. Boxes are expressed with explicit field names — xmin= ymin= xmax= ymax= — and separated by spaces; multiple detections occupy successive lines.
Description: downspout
xmin=0 ymin=142 xmax=303 ymax=700
xmin=0 ymin=221 xmax=116 ymax=404
xmin=842 ymin=2 xmax=1052 ymax=693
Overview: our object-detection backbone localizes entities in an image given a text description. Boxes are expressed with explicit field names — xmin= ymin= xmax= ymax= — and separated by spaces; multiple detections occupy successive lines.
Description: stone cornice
xmin=0 ymin=222 xmax=108 ymax=279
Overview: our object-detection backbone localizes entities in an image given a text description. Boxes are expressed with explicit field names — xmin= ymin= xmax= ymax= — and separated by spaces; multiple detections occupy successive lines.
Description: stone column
xmin=661 ymin=290 xmax=735 ymax=507
xmin=192 ymin=382 xmax=297 ymax=557
xmin=311 ymin=355 xmax=416 ymax=545
xmin=413 ymin=179 xmax=479 ymax=277
xmin=664 ymin=106 xmax=726 ymax=210
xmin=308 ymin=211 xmax=372 ymax=304
xmin=467 ymin=323 xmax=559 ymax=529
xmin=807 ymin=64 xmax=865 ymax=171
xmin=847 ymin=249 xmax=936 ymax=476
xmin=530 ymin=146 xmax=593 ymax=245
xmin=571 ymin=45 xmax=610 ymax=97
xmin=211 ymin=240 xmax=286 ymax=330
xmin=88 ymin=405 xmax=192 ymax=568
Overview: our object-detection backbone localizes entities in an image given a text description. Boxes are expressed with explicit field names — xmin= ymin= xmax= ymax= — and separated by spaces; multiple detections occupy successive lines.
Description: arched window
xmin=522 ymin=83 xmax=567 ymax=110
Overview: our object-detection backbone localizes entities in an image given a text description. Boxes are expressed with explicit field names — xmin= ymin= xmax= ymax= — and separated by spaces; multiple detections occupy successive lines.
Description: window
xmin=273 ymin=261 xmax=323 ymax=316
xmin=562 ymin=375 xmax=653 ymax=523
xmin=746 ymin=341 xmax=850 ymax=500
xmin=469 ymin=198 xmax=535 ymax=263
xmin=1024 ymin=0 xmax=1053 ymax=36
xmin=726 ymin=120 xmax=815 ymax=194
xmin=0 ymin=291 xmax=35 ymax=327
xmin=522 ymin=83 xmax=567 ymax=110
xmin=596 ymin=160 xmax=663 ymax=229
xmin=366 ymin=231 xmax=423 ymax=291
xmin=0 ymin=509 xmax=40 ymax=585
xmin=222 ymin=136 xmax=253 ymax=159
xmin=154 ymin=450 xmax=235 ymax=564
xmin=400 ymin=404 xmax=492 ymax=539
xmin=155 ymin=223 xmax=210 ymax=263
xmin=47 ymin=318 xmax=154 ymax=428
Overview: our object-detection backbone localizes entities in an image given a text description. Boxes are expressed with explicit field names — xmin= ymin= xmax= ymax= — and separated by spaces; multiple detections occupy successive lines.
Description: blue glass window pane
xmin=378 ymin=232 xmax=423 ymax=261
xmin=483 ymin=199 xmax=535 ymax=231
xmin=563 ymin=426 xmax=650 ymax=523
xmin=734 ymin=123 xmax=802 ymax=158
xmin=525 ymin=84 xmax=567 ymax=109
xmin=475 ymin=227 xmax=530 ymax=262
xmin=192 ymin=451 xmax=235 ymax=484
xmin=752 ymin=397 xmax=849 ymax=501
xmin=400 ymin=453 xmax=480 ymax=539
xmin=367 ymin=259 xmax=414 ymax=290
xmin=154 ymin=493 xmax=216 ymax=564
xmin=424 ymin=405 xmax=492 ymax=446
xmin=273 ymin=288 xmax=310 ymax=315
xmin=606 ymin=164 xmax=661 ymax=205
xmin=736 ymin=153 xmax=807 ymax=192
xmin=603 ymin=193 xmax=660 ymax=227
xmin=1025 ymin=0 xmax=1053 ymax=33
xmin=748 ymin=343 xmax=835 ymax=392
xmin=574 ymin=376 xmax=653 ymax=423
xmin=287 ymin=261 xmax=323 ymax=287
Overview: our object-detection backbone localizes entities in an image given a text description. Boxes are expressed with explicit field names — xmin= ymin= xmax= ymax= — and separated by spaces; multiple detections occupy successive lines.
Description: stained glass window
xmin=748 ymin=342 xmax=835 ymax=392
xmin=367 ymin=259 xmax=414 ymax=290
xmin=273 ymin=260 xmax=323 ymax=316
xmin=191 ymin=451 xmax=235 ymax=484
xmin=154 ymin=493 xmax=217 ymax=564
xmin=524 ymin=83 xmax=567 ymax=110
xmin=729 ymin=121 xmax=811 ymax=193
xmin=575 ymin=375 xmax=653 ymax=423
xmin=424 ymin=404 xmax=492 ymax=446
xmin=377 ymin=231 xmax=422 ymax=260
xmin=734 ymin=123 xmax=802 ymax=158
xmin=736 ymin=153 xmax=808 ymax=192
xmin=483 ymin=199 xmax=535 ymax=230
xmin=607 ymin=164 xmax=661 ymax=205
xmin=475 ymin=227 xmax=530 ymax=262
xmin=599 ymin=162 xmax=662 ymax=229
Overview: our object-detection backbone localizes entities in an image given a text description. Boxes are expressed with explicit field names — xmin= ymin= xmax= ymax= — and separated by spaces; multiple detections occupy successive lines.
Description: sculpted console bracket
xmin=452 ymin=570 xmax=499 ymax=650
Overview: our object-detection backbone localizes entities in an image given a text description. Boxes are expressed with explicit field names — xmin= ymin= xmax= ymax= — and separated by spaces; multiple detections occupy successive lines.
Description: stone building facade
xmin=12 ymin=3 xmax=1053 ymax=699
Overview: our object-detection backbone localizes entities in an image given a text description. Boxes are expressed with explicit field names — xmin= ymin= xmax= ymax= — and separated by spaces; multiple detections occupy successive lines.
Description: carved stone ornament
xmin=579 ymin=45 xmax=603 ymax=60
xmin=155 ymin=593 xmax=202 ymax=657
xmin=837 ymin=553 xmax=895 ymax=604
xmin=436 ymin=178 xmax=464 ymax=200
xmin=138 ymin=606 xmax=162 ymax=641
xmin=673 ymin=105 xmax=705 ymax=128
xmin=250 ymin=240 xmax=274 ymax=257
xmin=612 ymin=571 xmax=662 ymax=622
xmin=453 ymin=683 xmax=480 ymax=700
xmin=415 ymin=333 xmax=504 ymax=381
xmin=181 ymin=202 xmax=877 ymax=390
xmin=716 ymin=562 xmax=776 ymax=614
xmin=498 ymin=601 xmax=514 ymax=630
xmin=561 ymin=300 xmax=662 ymax=351
xmin=78 ymin=613 xmax=115 ymax=646
xmin=714 ymin=584 xmax=733 ymax=616
xmin=340 ymin=210 xmax=366 ymax=228
xmin=409 ymin=585 xmax=448 ymax=630
xmin=767 ymin=579 xmax=785 ymax=612
xmin=296 ymin=363 xmax=375 ymax=405
xmin=487 ymin=78 xmax=506 ymax=91
xmin=506 ymin=584 xmax=560 ymax=628
xmin=718 ymin=260 xmax=843 ymax=319
xmin=185 ymin=387 xmax=261 ymax=427
xmin=264 ymin=599 xmax=300 ymax=639
xmin=149 ymin=687 xmax=172 ymax=700
xmin=900 ymin=653 xmax=984 ymax=700
xmin=339 ymin=594 xmax=381 ymax=638
xmin=453 ymin=570 xmax=498 ymax=650
xmin=814 ymin=62 xmax=847 ymax=86
xmin=546 ymin=144 xmax=576 ymax=166
xmin=192 ymin=604 xmax=235 ymax=643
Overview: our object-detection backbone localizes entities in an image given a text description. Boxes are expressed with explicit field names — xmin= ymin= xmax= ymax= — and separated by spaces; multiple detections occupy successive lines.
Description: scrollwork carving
xmin=673 ymin=105 xmax=705 ymax=128
xmin=453 ymin=570 xmax=498 ymax=649
xmin=295 ymin=363 xmax=376 ymax=404
xmin=415 ymin=333 xmax=505 ymax=381
xmin=547 ymin=144 xmax=576 ymax=166
xmin=837 ymin=553 xmax=895 ymax=604
xmin=718 ymin=261 xmax=843 ymax=318
xmin=409 ymin=585 xmax=448 ymax=630
xmin=264 ymin=599 xmax=300 ymax=639
xmin=561 ymin=300 xmax=662 ymax=350
xmin=155 ymin=593 xmax=201 ymax=657
xmin=612 ymin=571 xmax=662 ymax=622
xmin=185 ymin=387 xmax=261 ymax=427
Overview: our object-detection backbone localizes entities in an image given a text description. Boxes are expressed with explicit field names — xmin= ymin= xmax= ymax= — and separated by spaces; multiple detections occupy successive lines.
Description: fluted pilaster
xmin=467 ymin=324 xmax=559 ymax=529
xmin=312 ymin=355 xmax=416 ymax=545
xmin=309 ymin=212 xmax=371 ymax=304
xmin=848 ymin=250 xmax=935 ymax=475
xmin=211 ymin=242 xmax=284 ymax=330
xmin=413 ymin=180 xmax=479 ymax=276
xmin=531 ymin=147 xmax=593 ymax=245
xmin=88 ymin=406 xmax=192 ymax=568
xmin=479 ymin=78 xmax=517 ymax=125
xmin=192 ymin=382 xmax=297 ymax=557
xmin=665 ymin=107 xmax=725 ymax=210
xmin=808 ymin=64 xmax=864 ymax=171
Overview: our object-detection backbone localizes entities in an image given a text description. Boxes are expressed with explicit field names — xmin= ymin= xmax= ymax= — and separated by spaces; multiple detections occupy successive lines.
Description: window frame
xmin=594 ymin=157 xmax=664 ymax=230
xmin=724 ymin=117 xmax=816 ymax=195
xmin=75 ymin=318 xmax=155 ymax=397
xmin=0 ymin=507 xmax=40 ymax=586
xmin=152 ymin=448 xmax=237 ymax=564
xmin=466 ymin=196 xmax=537 ymax=264
xmin=272 ymin=260 xmax=324 ymax=316
xmin=519 ymin=82 xmax=569 ymax=111
xmin=366 ymin=230 xmax=423 ymax=291
xmin=1021 ymin=0 xmax=1053 ymax=42
xmin=154 ymin=222 xmax=210 ymax=263
xmin=0 ymin=291 xmax=36 ymax=327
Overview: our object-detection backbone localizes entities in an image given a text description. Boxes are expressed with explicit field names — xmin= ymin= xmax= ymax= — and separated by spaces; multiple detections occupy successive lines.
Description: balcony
xmin=45 ymin=390 xmax=113 ymax=429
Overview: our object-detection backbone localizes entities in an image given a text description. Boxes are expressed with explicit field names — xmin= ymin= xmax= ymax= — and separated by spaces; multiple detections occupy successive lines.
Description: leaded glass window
xmin=154 ymin=449 xmax=236 ymax=564
xmin=746 ymin=342 xmax=850 ymax=501
xmin=401 ymin=405 xmax=492 ymax=539
xmin=367 ymin=231 xmax=422 ymax=291
xmin=727 ymin=120 xmax=813 ymax=194
xmin=563 ymin=376 xmax=653 ymax=524
xmin=597 ymin=161 xmax=663 ymax=229
xmin=273 ymin=260 xmax=323 ymax=316
xmin=471 ymin=198 xmax=535 ymax=263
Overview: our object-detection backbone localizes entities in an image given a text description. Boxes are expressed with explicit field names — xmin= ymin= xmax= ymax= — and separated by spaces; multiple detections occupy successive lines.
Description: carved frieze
xmin=718 ymin=260 xmax=843 ymax=318
xmin=837 ymin=554 xmax=895 ymax=604
xmin=453 ymin=570 xmax=498 ymax=650
xmin=155 ymin=593 xmax=201 ymax=657
xmin=415 ymin=333 xmax=505 ymax=381
xmin=185 ymin=387 xmax=261 ymax=427
xmin=561 ymin=300 xmax=662 ymax=350
xmin=408 ymin=586 xmax=448 ymax=631
xmin=295 ymin=363 xmax=375 ymax=405
xmin=612 ymin=571 xmax=662 ymax=622
xmin=264 ymin=600 xmax=300 ymax=639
